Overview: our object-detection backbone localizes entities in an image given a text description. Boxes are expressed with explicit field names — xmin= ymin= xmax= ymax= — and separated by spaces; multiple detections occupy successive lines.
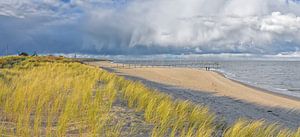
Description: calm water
xmin=219 ymin=61 xmax=300 ymax=99
xmin=118 ymin=59 xmax=300 ymax=99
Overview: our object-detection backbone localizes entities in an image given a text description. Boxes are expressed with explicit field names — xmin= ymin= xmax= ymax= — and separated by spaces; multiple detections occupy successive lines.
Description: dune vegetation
xmin=0 ymin=56 xmax=299 ymax=137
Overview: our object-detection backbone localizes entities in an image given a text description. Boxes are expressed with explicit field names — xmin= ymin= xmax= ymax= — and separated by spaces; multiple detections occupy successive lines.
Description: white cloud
xmin=1 ymin=0 xmax=300 ymax=55
xmin=260 ymin=12 xmax=300 ymax=33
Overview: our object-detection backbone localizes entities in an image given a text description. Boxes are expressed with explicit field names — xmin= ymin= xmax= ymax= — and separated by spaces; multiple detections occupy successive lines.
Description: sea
xmin=218 ymin=61 xmax=300 ymax=99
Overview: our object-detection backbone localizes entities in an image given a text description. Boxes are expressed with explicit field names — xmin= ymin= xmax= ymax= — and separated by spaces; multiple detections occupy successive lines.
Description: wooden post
xmin=6 ymin=45 xmax=8 ymax=56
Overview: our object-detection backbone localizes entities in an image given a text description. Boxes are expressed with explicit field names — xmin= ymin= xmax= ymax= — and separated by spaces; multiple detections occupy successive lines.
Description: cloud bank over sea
xmin=1 ymin=0 xmax=300 ymax=56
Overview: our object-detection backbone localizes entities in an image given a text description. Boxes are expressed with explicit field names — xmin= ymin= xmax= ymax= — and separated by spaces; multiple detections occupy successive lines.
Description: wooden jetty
xmin=113 ymin=60 xmax=221 ymax=70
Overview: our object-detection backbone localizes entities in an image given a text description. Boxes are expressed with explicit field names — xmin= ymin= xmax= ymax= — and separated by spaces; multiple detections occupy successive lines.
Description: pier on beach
xmin=112 ymin=60 xmax=221 ymax=70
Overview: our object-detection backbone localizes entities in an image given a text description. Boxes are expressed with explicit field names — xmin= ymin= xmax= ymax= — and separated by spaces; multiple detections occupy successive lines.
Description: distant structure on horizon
xmin=18 ymin=52 xmax=29 ymax=56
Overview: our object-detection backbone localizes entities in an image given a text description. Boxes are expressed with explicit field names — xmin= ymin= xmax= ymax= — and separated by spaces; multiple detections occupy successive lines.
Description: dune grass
xmin=0 ymin=56 xmax=299 ymax=137
xmin=0 ymin=56 xmax=120 ymax=136
xmin=121 ymin=81 xmax=215 ymax=137
xmin=224 ymin=119 xmax=300 ymax=137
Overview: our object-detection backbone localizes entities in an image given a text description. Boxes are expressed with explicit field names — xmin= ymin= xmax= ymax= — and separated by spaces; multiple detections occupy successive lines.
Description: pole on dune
xmin=6 ymin=45 xmax=8 ymax=56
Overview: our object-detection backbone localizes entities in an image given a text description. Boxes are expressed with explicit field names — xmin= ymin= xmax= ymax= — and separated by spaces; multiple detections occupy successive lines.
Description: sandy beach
xmin=88 ymin=61 xmax=300 ymax=110
xmin=87 ymin=61 xmax=300 ymax=128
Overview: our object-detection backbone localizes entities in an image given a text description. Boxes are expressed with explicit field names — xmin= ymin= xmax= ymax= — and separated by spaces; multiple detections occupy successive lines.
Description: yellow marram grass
xmin=0 ymin=56 xmax=299 ymax=137
xmin=0 ymin=56 xmax=119 ymax=136
xmin=224 ymin=119 xmax=300 ymax=137
xmin=121 ymin=80 xmax=215 ymax=137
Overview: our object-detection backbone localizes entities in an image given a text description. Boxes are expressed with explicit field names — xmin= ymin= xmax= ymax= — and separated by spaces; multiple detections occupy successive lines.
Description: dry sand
xmin=87 ymin=61 xmax=300 ymax=110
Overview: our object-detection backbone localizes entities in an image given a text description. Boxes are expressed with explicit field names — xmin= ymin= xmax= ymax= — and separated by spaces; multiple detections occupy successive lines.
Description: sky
xmin=1 ymin=0 xmax=300 ymax=56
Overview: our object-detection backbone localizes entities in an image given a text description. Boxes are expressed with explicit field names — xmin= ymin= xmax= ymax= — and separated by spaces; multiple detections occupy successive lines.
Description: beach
xmin=88 ymin=61 xmax=300 ymax=109
xmin=121 ymin=68 xmax=300 ymax=109
xmin=87 ymin=61 xmax=300 ymax=128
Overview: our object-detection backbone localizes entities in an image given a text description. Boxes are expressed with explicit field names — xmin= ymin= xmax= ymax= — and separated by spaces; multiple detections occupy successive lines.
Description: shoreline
xmin=213 ymin=70 xmax=300 ymax=102
xmin=86 ymin=61 xmax=300 ymax=110
xmin=86 ymin=61 xmax=300 ymax=128
xmin=121 ymin=74 xmax=300 ymax=129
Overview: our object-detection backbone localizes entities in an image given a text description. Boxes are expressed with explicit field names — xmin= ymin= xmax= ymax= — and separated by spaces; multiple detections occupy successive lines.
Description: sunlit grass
xmin=0 ymin=56 xmax=119 ymax=136
xmin=0 ymin=56 xmax=299 ymax=137
xmin=121 ymin=81 xmax=215 ymax=137
xmin=224 ymin=119 xmax=300 ymax=137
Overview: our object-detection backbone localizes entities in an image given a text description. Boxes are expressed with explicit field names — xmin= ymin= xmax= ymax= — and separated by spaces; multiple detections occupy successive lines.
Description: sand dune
xmin=88 ymin=61 xmax=300 ymax=110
